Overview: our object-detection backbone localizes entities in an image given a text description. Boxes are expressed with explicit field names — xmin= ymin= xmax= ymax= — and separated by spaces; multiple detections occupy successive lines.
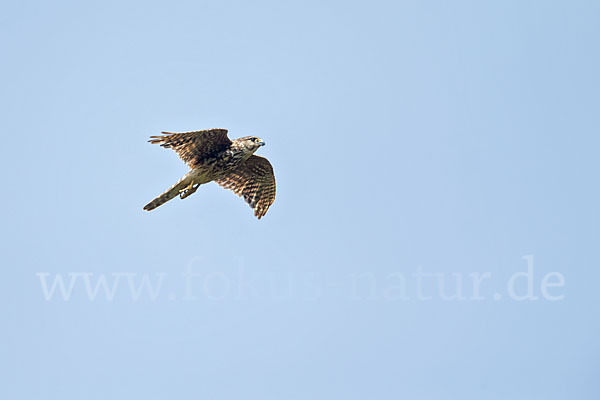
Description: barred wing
xmin=149 ymin=129 xmax=231 ymax=168
xmin=216 ymin=155 xmax=276 ymax=219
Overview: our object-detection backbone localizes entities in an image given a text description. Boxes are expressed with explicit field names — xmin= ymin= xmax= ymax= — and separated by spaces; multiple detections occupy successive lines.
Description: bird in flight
xmin=143 ymin=129 xmax=276 ymax=219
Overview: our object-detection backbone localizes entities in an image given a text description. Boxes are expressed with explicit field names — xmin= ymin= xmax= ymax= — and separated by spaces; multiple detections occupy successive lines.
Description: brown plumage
xmin=143 ymin=129 xmax=276 ymax=219
xmin=215 ymin=155 xmax=276 ymax=219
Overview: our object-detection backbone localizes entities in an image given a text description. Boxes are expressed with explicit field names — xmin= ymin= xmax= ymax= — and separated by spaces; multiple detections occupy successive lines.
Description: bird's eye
xmin=251 ymin=138 xmax=257 ymax=142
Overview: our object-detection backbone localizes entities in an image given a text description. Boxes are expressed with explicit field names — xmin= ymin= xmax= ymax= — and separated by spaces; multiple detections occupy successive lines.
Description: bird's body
xmin=143 ymin=129 xmax=276 ymax=219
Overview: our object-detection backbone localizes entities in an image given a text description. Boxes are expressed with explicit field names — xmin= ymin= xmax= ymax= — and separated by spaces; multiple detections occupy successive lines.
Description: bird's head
xmin=239 ymin=136 xmax=266 ymax=153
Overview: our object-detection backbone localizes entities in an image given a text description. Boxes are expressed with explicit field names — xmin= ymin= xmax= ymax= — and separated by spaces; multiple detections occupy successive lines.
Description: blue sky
xmin=1 ymin=1 xmax=599 ymax=399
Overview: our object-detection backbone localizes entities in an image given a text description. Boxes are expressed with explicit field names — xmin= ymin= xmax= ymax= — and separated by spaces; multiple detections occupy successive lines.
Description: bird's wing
xmin=216 ymin=155 xmax=276 ymax=219
xmin=149 ymin=129 xmax=231 ymax=168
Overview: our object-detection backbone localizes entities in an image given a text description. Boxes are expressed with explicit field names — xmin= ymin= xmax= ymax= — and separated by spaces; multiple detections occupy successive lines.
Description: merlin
xmin=143 ymin=129 xmax=276 ymax=219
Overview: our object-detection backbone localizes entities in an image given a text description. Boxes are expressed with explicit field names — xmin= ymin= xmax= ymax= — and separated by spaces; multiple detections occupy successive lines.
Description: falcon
xmin=143 ymin=129 xmax=276 ymax=219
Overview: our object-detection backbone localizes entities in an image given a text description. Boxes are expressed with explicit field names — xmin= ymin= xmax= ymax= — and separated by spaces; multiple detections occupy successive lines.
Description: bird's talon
xmin=179 ymin=182 xmax=199 ymax=200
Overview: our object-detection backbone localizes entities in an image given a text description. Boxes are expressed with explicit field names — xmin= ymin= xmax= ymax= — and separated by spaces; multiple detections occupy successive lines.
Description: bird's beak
xmin=258 ymin=140 xmax=265 ymax=146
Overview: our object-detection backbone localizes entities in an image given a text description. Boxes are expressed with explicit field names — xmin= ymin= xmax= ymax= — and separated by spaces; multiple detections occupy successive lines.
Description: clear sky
xmin=1 ymin=0 xmax=599 ymax=399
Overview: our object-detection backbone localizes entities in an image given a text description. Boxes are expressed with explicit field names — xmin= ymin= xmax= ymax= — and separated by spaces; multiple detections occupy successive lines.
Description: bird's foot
xmin=179 ymin=183 xmax=199 ymax=199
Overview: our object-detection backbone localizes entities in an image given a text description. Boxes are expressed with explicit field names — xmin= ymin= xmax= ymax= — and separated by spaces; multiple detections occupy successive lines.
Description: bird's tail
xmin=143 ymin=175 xmax=193 ymax=211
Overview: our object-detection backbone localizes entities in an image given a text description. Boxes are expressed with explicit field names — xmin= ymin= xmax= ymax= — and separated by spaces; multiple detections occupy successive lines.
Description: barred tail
xmin=143 ymin=175 xmax=192 ymax=211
